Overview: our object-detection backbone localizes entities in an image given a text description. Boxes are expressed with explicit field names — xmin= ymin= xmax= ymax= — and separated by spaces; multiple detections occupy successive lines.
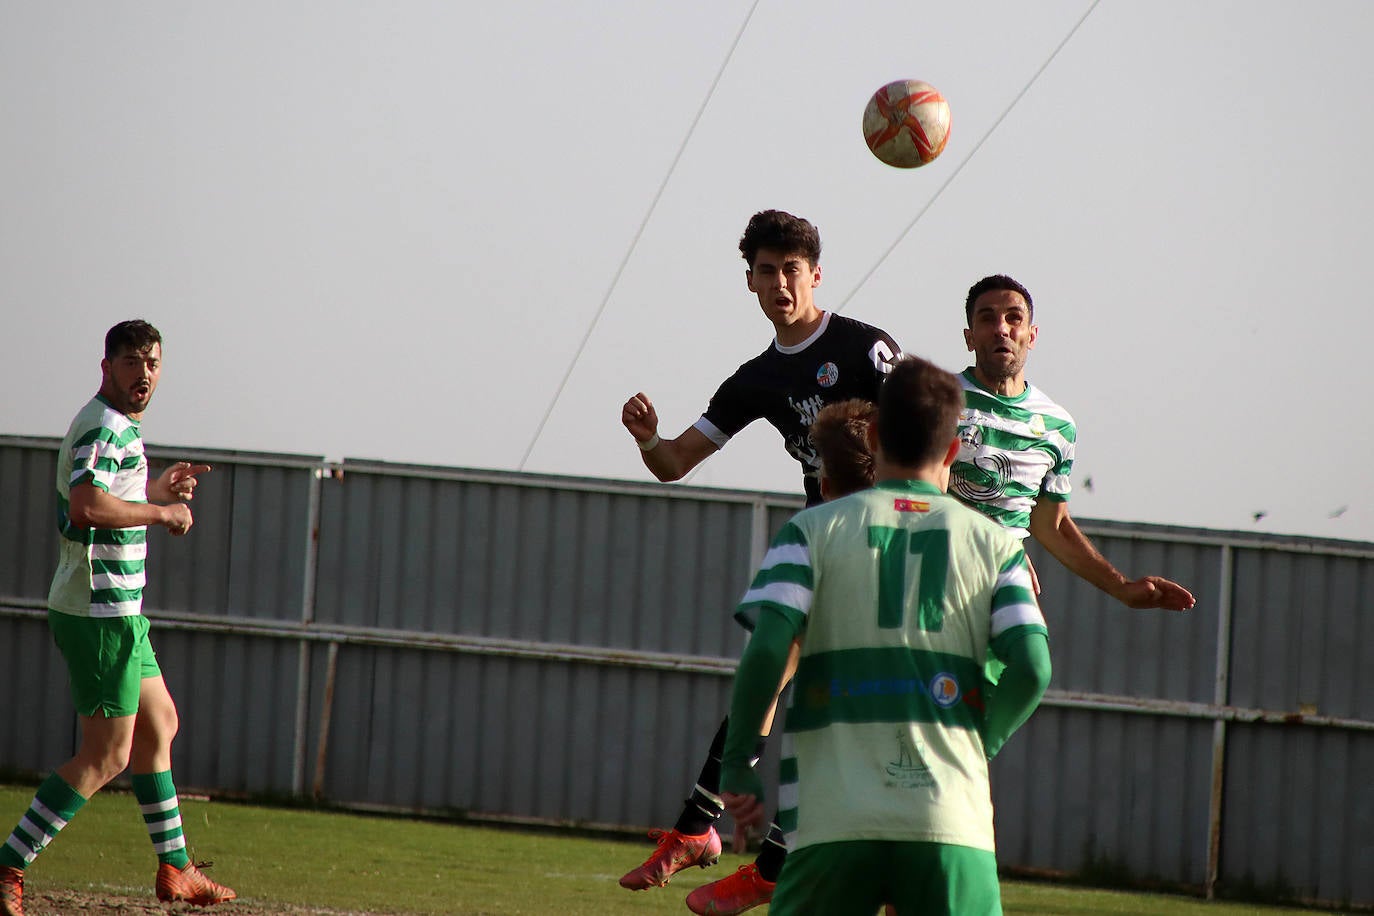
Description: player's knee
xmin=79 ymin=742 xmax=133 ymax=785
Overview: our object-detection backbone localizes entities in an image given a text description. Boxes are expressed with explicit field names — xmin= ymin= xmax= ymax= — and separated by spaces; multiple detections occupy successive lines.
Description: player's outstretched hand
xmin=722 ymin=792 xmax=767 ymax=832
xmin=152 ymin=462 xmax=213 ymax=503
xmin=621 ymin=392 xmax=659 ymax=446
xmin=1119 ymin=575 xmax=1195 ymax=611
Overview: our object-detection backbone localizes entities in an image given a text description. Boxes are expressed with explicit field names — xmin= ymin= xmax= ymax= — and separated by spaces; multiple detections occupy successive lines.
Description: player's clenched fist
xmin=621 ymin=392 xmax=659 ymax=446
xmin=161 ymin=502 xmax=194 ymax=537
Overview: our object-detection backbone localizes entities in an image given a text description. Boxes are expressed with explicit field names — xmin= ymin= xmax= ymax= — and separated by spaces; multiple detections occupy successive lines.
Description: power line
xmin=836 ymin=0 xmax=1103 ymax=313
xmin=518 ymin=1 xmax=764 ymax=470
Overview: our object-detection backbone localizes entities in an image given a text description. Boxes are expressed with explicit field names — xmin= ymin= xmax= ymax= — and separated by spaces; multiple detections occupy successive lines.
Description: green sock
xmin=0 ymin=773 xmax=87 ymax=869
xmin=131 ymin=771 xmax=189 ymax=868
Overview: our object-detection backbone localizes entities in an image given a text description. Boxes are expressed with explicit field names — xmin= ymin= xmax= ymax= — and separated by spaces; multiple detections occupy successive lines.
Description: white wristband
xmin=637 ymin=433 xmax=661 ymax=452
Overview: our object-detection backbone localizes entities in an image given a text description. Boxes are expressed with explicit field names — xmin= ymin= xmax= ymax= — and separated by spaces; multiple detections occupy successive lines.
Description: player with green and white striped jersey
xmin=0 ymin=321 xmax=234 ymax=916
xmin=952 ymin=274 xmax=1194 ymax=612
xmin=952 ymin=369 xmax=1075 ymax=540
xmin=719 ymin=356 xmax=1052 ymax=916
xmin=49 ymin=396 xmax=155 ymax=618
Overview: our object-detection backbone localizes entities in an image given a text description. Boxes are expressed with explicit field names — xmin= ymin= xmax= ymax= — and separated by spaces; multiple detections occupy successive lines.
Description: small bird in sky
xmin=1252 ymin=511 xmax=1267 ymax=523
xmin=1082 ymin=476 xmax=1094 ymax=493
xmin=1329 ymin=505 xmax=1348 ymax=518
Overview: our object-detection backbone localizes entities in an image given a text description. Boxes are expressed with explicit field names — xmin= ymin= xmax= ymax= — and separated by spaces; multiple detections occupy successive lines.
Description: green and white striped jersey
xmin=737 ymin=480 xmax=1046 ymax=853
xmin=48 ymin=395 xmax=150 ymax=618
xmin=951 ymin=368 xmax=1076 ymax=538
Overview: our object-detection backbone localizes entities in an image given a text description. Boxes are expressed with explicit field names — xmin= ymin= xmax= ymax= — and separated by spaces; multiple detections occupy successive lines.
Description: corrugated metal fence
xmin=1 ymin=436 xmax=1369 ymax=908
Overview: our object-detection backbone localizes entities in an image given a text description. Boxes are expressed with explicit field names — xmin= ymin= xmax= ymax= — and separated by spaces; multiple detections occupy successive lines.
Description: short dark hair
xmin=105 ymin=320 xmax=162 ymax=359
xmin=810 ymin=399 xmax=877 ymax=498
xmin=965 ymin=274 xmax=1033 ymax=326
xmin=738 ymin=210 xmax=822 ymax=268
xmin=876 ymin=356 xmax=963 ymax=467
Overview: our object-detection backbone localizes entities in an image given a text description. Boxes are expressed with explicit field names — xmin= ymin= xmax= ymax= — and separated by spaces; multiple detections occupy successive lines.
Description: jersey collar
xmin=961 ymin=367 xmax=1031 ymax=404
xmin=874 ymin=479 xmax=943 ymax=497
xmin=773 ymin=311 xmax=831 ymax=354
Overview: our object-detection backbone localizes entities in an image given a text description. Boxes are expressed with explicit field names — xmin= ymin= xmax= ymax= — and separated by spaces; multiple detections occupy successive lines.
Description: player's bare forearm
xmin=1030 ymin=502 xmax=1194 ymax=611
xmin=638 ymin=437 xmax=693 ymax=482
xmin=1031 ymin=506 xmax=1128 ymax=593
xmin=759 ymin=640 xmax=802 ymax=736
xmin=70 ymin=483 xmax=189 ymax=533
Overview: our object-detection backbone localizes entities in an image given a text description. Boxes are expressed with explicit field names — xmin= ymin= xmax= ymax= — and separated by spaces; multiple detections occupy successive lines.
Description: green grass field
xmin=0 ymin=784 xmax=1346 ymax=915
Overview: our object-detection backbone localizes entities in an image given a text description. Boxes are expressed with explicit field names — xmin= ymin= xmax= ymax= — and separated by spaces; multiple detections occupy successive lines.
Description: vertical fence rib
xmin=1206 ymin=544 xmax=1235 ymax=899
xmin=291 ymin=465 xmax=325 ymax=795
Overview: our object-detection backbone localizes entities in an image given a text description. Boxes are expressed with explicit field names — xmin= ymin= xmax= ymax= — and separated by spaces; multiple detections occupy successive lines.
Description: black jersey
xmin=693 ymin=312 xmax=900 ymax=506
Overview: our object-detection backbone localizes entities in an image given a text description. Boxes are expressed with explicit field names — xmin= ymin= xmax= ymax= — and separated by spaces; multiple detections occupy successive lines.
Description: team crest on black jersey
xmin=816 ymin=361 xmax=839 ymax=388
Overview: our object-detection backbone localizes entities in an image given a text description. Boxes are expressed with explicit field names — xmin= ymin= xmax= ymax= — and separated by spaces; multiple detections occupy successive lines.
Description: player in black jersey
xmin=623 ymin=210 xmax=898 ymax=506
xmin=618 ymin=210 xmax=901 ymax=914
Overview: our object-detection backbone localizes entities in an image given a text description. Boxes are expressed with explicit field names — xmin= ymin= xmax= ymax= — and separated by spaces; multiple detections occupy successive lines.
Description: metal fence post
xmin=1205 ymin=544 xmax=1235 ymax=899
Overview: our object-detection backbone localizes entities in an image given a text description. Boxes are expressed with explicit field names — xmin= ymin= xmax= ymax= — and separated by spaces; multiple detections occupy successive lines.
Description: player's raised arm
xmin=1028 ymin=499 xmax=1195 ymax=611
xmin=621 ymin=392 xmax=719 ymax=482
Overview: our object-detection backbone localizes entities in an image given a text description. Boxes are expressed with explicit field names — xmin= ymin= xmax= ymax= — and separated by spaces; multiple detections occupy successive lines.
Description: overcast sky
xmin=2 ymin=1 xmax=1370 ymax=542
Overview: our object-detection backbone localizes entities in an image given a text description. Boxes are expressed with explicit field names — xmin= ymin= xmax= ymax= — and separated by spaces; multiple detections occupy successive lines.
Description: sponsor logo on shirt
xmin=893 ymin=499 xmax=929 ymax=513
xmin=1028 ymin=413 xmax=1046 ymax=437
xmin=886 ymin=730 xmax=935 ymax=789
xmin=952 ymin=451 xmax=1012 ymax=503
xmin=789 ymin=393 xmax=824 ymax=426
xmin=815 ymin=361 xmax=839 ymax=388
xmin=957 ymin=423 xmax=983 ymax=458
xmin=929 ymin=673 xmax=961 ymax=708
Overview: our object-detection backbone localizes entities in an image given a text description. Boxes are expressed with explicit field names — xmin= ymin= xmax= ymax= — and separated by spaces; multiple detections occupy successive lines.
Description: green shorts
xmin=48 ymin=610 xmax=162 ymax=718
xmin=769 ymin=840 xmax=1001 ymax=916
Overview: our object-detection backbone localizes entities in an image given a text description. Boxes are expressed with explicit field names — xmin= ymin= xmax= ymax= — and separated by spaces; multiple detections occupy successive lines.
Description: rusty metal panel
xmin=1026 ymin=529 xmax=1224 ymax=704
xmin=992 ymin=705 xmax=1214 ymax=886
xmin=0 ymin=438 xmax=320 ymax=622
xmin=0 ymin=613 xmax=77 ymax=773
xmin=153 ymin=625 xmax=303 ymax=795
xmin=314 ymin=462 xmax=762 ymax=659
xmin=1220 ymin=723 xmax=1374 ymax=905
xmin=1230 ymin=547 xmax=1374 ymax=720
xmin=0 ymin=439 xmax=62 ymax=604
xmin=144 ymin=447 xmax=320 ymax=622
xmin=310 ymin=642 xmax=733 ymax=828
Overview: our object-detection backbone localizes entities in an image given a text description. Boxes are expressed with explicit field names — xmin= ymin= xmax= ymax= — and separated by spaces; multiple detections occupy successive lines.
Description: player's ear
xmin=812 ymin=263 xmax=822 ymax=287
xmin=1027 ymin=323 xmax=1038 ymax=350
xmin=745 ymin=269 xmax=756 ymax=293
xmin=963 ymin=327 xmax=975 ymax=352
xmin=942 ymin=436 xmax=960 ymax=468
xmin=819 ymin=475 xmax=834 ymax=502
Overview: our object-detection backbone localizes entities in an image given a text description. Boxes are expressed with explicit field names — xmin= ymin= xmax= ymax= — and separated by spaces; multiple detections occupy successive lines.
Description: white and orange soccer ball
xmin=862 ymin=79 xmax=951 ymax=168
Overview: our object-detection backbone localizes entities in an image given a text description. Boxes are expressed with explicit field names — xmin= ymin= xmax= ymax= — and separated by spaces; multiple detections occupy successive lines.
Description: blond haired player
xmin=721 ymin=355 xmax=1052 ymax=916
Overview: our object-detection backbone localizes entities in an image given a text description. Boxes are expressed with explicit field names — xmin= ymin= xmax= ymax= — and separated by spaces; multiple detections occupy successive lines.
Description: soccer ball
xmin=862 ymin=79 xmax=951 ymax=168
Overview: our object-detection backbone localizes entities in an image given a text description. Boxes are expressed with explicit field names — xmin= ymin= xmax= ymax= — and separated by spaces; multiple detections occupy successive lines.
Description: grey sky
xmin=2 ymin=1 xmax=1369 ymax=541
